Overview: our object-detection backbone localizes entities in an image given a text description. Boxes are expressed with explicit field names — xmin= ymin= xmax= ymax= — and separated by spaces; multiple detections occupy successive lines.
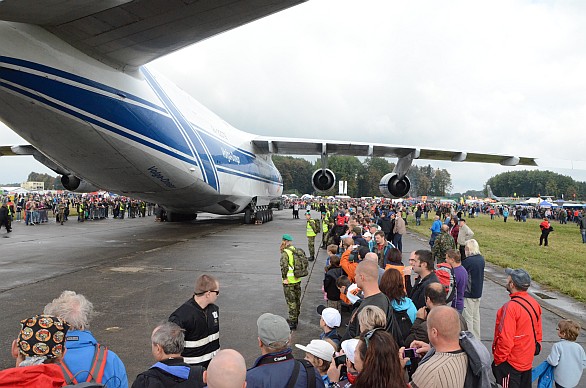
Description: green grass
xmin=407 ymin=214 xmax=586 ymax=302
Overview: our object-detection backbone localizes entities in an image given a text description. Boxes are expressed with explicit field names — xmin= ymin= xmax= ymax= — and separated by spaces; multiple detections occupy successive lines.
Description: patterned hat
xmin=17 ymin=315 xmax=69 ymax=359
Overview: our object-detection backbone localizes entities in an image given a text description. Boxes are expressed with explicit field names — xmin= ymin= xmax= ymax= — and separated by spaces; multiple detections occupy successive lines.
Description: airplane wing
xmin=0 ymin=0 xmax=307 ymax=70
xmin=251 ymin=136 xmax=538 ymax=167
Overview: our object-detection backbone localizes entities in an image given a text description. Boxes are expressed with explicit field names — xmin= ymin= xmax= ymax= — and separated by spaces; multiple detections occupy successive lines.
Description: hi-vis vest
xmin=306 ymin=220 xmax=316 ymax=237
xmin=322 ymin=218 xmax=329 ymax=233
xmin=285 ymin=246 xmax=301 ymax=284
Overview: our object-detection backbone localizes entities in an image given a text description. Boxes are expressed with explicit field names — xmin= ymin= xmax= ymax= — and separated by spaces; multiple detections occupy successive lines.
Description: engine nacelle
xmin=379 ymin=173 xmax=411 ymax=198
xmin=312 ymin=169 xmax=336 ymax=192
xmin=61 ymin=175 xmax=100 ymax=192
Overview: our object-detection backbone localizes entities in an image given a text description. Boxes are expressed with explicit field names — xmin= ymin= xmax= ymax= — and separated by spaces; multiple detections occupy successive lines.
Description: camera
xmin=403 ymin=348 xmax=420 ymax=359
xmin=334 ymin=354 xmax=347 ymax=367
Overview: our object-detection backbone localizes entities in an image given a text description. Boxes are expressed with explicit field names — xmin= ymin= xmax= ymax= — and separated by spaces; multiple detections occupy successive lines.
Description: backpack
xmin=59 ymin=344 xmax=108 ymax=387
xmin=393 ymin=309 xmax=413 ymax=345
xmin=336 ymin=215 xmax=345 ymax=226
xmin=309 ymin=219 xmax=320 ymax=234
xmin=286 ymin=247 xmax=309 ymax=278
xmin=435 ymin=263 xmax=456 ymax=303
xmin=383 ymin=296 xmax=406 ymax=347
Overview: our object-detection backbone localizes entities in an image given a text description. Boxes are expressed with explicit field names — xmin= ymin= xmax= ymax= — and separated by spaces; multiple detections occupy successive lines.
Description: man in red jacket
xmin=492 ymin=268 xmax=542 ymax=388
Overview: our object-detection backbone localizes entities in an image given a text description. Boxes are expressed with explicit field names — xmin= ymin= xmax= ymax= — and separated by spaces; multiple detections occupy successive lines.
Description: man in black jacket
xmin=408 ymin=249 xmax=439 ymax=310
xmin=132 ymin=322 xmax=204 ymax=388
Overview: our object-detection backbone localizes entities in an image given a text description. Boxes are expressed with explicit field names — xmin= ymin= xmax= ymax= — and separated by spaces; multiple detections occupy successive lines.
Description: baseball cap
xmin=363 ymin=232 xmax=372 ymax=238
xmin=282 ymin=234 xmax=293 ymax=241
xmin=17 ymin=315 xmax=69 ymax=359
xmin=317 ymin=305 xmax=341 ymax=328
xmin=341 ymin=338 xmax=359 ymax=364
xmin=505 ymin=268 xmax=531 ymax=288
xmin=257 ymin=313 xmax=290 ymax=345
xmin=295 ymin=340 xmax=335 ymax=361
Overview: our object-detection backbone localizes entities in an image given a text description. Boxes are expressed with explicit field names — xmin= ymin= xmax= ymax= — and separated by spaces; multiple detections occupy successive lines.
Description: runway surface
xmin=1 ymin=209 xmax=585 ymax=386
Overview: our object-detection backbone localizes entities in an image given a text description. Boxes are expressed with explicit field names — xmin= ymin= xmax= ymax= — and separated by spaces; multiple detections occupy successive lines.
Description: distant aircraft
xmin=486 ymin=185 xmax=525 ymax=202
xmin=0 ymin=1 xmax=538 ymax=222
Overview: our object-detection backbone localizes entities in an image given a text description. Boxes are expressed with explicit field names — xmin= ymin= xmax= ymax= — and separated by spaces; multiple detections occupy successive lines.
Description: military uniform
xmin=431 ymin=230 xmax=456 ymax=263
xmin=280 ymin=244 xmax=301 ymax=329
xmin=306 ymin=218 xmax=318 ymax=260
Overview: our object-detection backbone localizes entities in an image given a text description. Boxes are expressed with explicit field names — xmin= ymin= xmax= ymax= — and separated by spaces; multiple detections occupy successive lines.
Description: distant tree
xmin=486 ymin=170 xmax=586 ymax=200
xmin=359 ymin=157 xmax=394 ymax=197
xmin=27 ymin=172 xmax=64 ymax=190
xmin=272 ymin=156 xmax=313 ymax=195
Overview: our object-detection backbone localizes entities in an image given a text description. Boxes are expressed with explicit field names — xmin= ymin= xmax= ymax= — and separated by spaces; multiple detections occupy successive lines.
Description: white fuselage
xmin=0 ymin=22 xmax=283 ymax=214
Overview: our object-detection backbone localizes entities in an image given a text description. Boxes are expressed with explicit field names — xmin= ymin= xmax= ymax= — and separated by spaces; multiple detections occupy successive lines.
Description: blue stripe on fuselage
xmin=141 ymin=68 xmax=219 ymax=192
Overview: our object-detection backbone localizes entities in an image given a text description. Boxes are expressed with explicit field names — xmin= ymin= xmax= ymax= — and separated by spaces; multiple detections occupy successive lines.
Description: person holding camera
xmin=400 ymin=306 xmax=468 ymax=388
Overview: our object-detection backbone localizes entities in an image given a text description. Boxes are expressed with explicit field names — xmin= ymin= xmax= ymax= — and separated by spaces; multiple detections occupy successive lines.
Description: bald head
xmin=363 ymin=252 xmax=378 ymax=264
xmin=356 ymin=260 xmax=378 ymax=281
xmin=441 ymin=224 xmax=449 ymax=232
xmin=427 ymin=306 xmax=461 ymax=343
xmin=205 ymin=349 xmax=247 ymax=388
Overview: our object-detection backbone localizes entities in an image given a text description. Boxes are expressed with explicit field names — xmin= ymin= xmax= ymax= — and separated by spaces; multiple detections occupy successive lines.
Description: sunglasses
xmin=195 ymin=290 xmax=220 ymax=296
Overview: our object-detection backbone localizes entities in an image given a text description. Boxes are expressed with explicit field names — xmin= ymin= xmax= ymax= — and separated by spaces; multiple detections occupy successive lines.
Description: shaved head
xmin=205 ymin=349 xmax=247 ymax=388
xmin=356 ymin=260 xmax=378 ymax=281
xmin=427 ymin=306 xmax=461 ymax=342
xmin=363 ymin=252 xmax=378 ymax=263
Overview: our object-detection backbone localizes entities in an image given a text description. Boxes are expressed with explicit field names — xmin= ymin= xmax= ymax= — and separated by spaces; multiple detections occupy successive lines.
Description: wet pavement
xmin=0 ymin=210 xmax=585 ymax=386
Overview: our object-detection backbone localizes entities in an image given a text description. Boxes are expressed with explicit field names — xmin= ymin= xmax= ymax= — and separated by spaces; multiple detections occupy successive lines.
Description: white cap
xmin=341 ymin=339 xmax=359 ymax=364
xmin=317 ymin=305 xmax=341 ymax=328
xmin=295 ymin=340 xmax=335 ymax=361
xmin=322 ymin=308 xmax=341 ymax=328
xmin=363 ymin=232 xmax=372 ymax=238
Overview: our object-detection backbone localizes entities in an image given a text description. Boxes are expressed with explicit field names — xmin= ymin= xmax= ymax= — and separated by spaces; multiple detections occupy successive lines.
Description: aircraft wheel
xmin=269 ymin=210 xmax=273 ymax=221
xmin=244 ymin=209 xmax=252 ymax=224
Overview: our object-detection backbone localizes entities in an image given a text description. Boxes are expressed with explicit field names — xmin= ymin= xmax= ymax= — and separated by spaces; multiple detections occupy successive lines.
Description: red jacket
xmin=0 ymin=364 xmax=66 ymax=387
xmin=492 ymin=291 xmax=542 ymax=371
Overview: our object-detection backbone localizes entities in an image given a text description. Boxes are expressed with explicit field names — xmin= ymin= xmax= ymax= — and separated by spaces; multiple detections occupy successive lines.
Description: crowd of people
xmin=275 ymin=200 xmax=586 ymax=388
xmin=2 ymin=197 xmax=586 ymax=388
xmin=0 ymin=193 xmax=167 ymax=233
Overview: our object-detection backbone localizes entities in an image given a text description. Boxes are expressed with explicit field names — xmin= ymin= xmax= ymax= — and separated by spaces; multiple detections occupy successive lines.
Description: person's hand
xmin=398 ymin=346 xmax=409 ymax=368
xmin=410 ymin=340 xmax=431 ymax=356
xmin=283 ymin=279 xmax=289 ymax=285
xmin=403 ymin=266 xmax=412 ymax=276
xmin=327 ymin=357 xmax=343 ymax=382
xmin=416 ymin=307 xmax=428 ymax=320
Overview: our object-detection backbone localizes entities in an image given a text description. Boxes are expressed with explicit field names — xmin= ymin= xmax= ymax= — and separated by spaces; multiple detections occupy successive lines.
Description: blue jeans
xmin=582 ymin=229 xmax=586 ymax=243
xmin=393 ymin=234 xmax=403 ymax=252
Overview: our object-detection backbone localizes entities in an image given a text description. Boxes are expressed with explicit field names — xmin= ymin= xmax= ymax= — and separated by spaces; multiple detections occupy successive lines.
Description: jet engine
xmin=312 ymin=169 xmax=336 ymax=192
xmin=379 ymin=173 xmax=411 ymax=198
xmin=61 ymin=175 xmax=99 ymax=193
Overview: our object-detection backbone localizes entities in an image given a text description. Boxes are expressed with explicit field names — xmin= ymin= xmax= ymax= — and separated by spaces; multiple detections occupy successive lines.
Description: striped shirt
xmin=411 ymin=351 xmax=468 ymax=388
xmin=169 ymin=298 xmax=219 ymax=367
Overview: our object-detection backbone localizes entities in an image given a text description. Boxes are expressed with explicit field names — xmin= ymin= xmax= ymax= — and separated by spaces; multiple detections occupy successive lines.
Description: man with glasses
xmin=169 ymin=274 xmax=220 ymax=368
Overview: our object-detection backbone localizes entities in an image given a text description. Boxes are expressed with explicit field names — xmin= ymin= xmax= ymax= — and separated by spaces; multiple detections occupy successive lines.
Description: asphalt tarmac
xmin=1 ymin=209 xmax=585 ymax=387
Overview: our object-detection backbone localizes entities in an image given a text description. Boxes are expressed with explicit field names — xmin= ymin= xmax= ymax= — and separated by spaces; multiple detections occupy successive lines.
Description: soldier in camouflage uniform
xmin=305 ymin=212 xmax=319 ymax=261
xmin=280 ymin=234 xmax=301 ymax=330
xmin=431 ymin=224 xmax=456 ymax=264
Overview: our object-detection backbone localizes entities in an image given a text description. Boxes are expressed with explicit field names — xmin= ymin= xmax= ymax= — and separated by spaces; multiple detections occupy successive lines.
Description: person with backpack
xmin=380 ymin=268 xmax=416 ymax=345
xmin=306 ymin=212 xmax=320 ymax=261
xmin=281 ymin=234 xmax=304 ymax=330
xmin=445 ymin=249 xmax=467 ymax=313
xmin=246 ymin=313 xmax=325 ymax=388
xmin=43 ymin=290 xmax=128 ymax=388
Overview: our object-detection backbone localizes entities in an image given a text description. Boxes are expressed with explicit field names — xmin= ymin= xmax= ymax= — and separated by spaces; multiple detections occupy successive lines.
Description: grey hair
xmin=152 ymin=321 xmax=185 ymax=355
xmin=465 ymin=239 xmax=481 ymax=256
xmin=264 ymin=338 xmax=290 ymax=352
xmin=43 ymin=290 xmax=93 ymax=330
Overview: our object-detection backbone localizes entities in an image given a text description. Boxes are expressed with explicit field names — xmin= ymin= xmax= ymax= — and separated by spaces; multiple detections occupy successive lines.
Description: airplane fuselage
xmin=0 ymin=22 xmax=283 ymax=215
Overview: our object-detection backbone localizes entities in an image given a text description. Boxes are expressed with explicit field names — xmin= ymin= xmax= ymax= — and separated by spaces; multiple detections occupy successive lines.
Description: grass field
xmin=407 ymin=214 xmax=586 ymax=302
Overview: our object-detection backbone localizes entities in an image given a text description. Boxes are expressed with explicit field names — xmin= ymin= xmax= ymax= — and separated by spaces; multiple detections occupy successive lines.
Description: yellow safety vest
xmin=306 ymin=220 xmax=316 ymax=237
xmin=322 ymin=219 xmax=329 ymax=233
xmin=285 ymin=246 xmax=301 ymax=284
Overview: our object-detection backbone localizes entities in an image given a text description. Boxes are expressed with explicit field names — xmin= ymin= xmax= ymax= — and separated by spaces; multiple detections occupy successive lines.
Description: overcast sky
xmin=2 ymin=0 xmax=586 ymax=193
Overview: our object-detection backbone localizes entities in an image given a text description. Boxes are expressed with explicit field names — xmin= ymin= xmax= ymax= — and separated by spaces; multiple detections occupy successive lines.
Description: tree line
xmin=272 ymin=155 xmax=452 ymax=198
xmin=485 ymin=170 xmax=586 ymax=200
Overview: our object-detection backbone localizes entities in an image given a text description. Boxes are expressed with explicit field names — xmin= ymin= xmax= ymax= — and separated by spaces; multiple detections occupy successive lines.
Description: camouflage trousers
xmin=283 ymin=282 xmax=301 ymax=323
xmin=307 ymin=236 xmax=316 ymax=258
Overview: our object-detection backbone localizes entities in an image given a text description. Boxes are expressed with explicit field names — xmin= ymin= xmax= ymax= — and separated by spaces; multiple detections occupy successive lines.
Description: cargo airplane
xmin=0 ymin=0 xmax=538 ymax=222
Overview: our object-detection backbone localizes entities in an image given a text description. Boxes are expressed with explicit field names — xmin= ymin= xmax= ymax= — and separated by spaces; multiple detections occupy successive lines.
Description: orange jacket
xmin=492 ymin=291 xmax=542 ymax=371
xmin=340 ymin=247 xmax=357 ymax=282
